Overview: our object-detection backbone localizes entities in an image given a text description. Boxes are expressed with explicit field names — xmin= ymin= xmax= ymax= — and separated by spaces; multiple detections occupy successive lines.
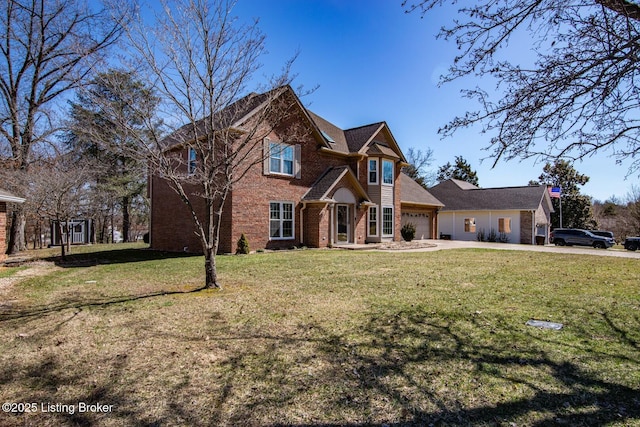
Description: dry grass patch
xmin=0 ymin=246 xmax=638 ymax=426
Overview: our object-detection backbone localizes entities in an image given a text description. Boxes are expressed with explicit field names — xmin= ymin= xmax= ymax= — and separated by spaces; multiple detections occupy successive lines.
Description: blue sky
xmin=232 ymin=0 xmax=635 ymax=201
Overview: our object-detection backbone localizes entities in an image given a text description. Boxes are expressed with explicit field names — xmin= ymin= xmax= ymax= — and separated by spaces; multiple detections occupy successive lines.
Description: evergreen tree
xmin=436 ymin=156 xmax=479 ymax=186
xmin=65 ymin=70 xmax=160 ymax=242
xmin=536 ymin=160 xmax=596 ymax=229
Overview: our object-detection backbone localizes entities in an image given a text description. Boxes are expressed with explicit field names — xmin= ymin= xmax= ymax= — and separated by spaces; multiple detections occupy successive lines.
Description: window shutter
xmin=294 ymin=144 xmax=301 ymax=179
xmin=263 ymin=138 xmax=270 ymax=175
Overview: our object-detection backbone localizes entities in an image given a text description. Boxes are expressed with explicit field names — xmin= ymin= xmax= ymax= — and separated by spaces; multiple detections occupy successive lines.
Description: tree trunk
xmin=57 ymin=220 xmax=66 ymax=261
xmin=203 ymin=246 xmax=220 ymax=289
xmin=7 ymin=208 xmax=26 ymax=254
xmin=65 ymin=221 xmax=71 ymax=255
xmin=122 ymin=195 xmax=130 ymax=242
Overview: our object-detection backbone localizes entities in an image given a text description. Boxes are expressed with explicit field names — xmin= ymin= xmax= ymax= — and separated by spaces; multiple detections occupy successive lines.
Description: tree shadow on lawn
xmin=44 ymin=246 xmax=200 ymax=268
xmin=179 ymin=308 xmax=640 ymax=426
xmin=1 ymin=302 xmax=639 ymax=426
xmin=306 ymin=309 xmax=640 ymax=427
xmin=0 ymin=285 xmax=208 ymax=322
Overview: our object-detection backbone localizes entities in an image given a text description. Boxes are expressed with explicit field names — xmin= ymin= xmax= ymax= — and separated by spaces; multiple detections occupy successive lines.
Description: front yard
xmin=0 ymin=244 xmax=639 ymax=426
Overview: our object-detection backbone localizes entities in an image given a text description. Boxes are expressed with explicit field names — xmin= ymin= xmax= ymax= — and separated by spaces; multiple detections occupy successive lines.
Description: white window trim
xmin=368 ymin=158 xmax=378 ymax=185
xmin=269 ymin=142 xmax=295 ymax=177
xmin=269 ymin=201 xmax=295 ymax=240
xmin=368 ymin=205 xmax=379 ymax=237
xmin=382 ymin=159 xmax=394 ymax=186
xmin=382 ymin=206 xmax=394 ymax=237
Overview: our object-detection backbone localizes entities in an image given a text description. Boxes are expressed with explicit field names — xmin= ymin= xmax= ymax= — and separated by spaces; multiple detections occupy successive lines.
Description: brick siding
xmin=150 ymin=100 xmax=409 ymax=253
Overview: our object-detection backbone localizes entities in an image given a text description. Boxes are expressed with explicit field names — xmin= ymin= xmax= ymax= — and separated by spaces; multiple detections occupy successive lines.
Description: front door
xmin=336 ymin=204 xmax=350 ymax=243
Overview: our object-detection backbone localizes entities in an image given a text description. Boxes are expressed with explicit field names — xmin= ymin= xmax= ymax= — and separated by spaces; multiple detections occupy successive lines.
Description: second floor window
xmin=188 ymin=147 xmax=197 ymax=175
xmin=382 ymin=159 xmax=394 ymax=185
xmin=368 ymin=158 xmax=378 ymax=184
xmin=270 ymin=142 xmax=294 ymax=176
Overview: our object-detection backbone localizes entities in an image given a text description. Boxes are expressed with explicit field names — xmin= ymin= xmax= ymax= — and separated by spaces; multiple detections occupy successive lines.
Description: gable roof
xmin=399 ymin=173 xmax=444 ymax=207
xmin=161 ymin=85 xmax=409 ymax=163
xmin=0 ymin=188 xmax=25 ymax=203
xmin=429 ymin=179 xmax=553 ymax=212
xmin=161 ymin=87 xmax=287 ymax=149
xmin=307 ymin=112 xmax=406 ymax=161
xmin=302 ymin=166 xmax=370 ymax=203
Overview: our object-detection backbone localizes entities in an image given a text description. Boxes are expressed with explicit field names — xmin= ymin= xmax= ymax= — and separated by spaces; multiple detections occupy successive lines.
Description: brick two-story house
xmin=150 ymin=86 xmax=442 ymax=253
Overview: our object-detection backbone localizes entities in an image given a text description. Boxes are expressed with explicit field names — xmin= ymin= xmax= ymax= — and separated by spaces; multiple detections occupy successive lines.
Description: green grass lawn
xmin=0 ymin=244 xmax=639 ymax=426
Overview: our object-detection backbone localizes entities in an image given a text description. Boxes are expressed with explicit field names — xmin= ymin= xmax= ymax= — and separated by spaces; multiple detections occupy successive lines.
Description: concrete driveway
xmin=390 ymin=239 xmax=640 ymax=259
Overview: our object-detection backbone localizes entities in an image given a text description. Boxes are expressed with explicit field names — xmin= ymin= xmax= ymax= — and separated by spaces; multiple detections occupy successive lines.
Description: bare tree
xmin=28 ymin=158 xmax=92 ymax=260
xmin=404 ymin=1 xmax=640 ymax=173
xmin=0 ymin=0 xmax=126 ymax=254
xmin=626 ymin=184 xmax=640 ymax=235
xmin=110 ymin=0 xmax=301 ymax=288
xmin=403 ymin=147 xmax=436 ymax=188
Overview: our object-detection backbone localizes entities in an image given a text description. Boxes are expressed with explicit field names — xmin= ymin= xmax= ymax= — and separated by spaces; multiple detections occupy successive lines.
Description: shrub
xmin=236 ymin=233 xmax=250 ymax=255
xmin=477 ymin=229 xmax=486 ymax=242
xmin=401 ymin=222 xmax=416 ymax=242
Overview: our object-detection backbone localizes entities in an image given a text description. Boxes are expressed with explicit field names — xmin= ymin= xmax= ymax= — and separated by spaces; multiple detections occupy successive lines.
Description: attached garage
xmin=401 ymin=211 xmax=431 ymax=240
xmin=399 ymin=173 xmax=443 ymax=240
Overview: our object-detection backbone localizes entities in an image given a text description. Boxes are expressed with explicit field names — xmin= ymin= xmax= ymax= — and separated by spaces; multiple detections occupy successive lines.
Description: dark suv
xmin=550 ymin=228 xmax=614 ymax=249
xmin=624 ymin=237 xmax=640 ymax=251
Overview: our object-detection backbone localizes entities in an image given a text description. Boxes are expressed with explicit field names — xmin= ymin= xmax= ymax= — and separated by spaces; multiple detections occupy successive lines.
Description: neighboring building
xmin=0 ymin=189 xmax=25 ymax=261
xmin=429 ymin=179 xmax=554 ymax=244
xmin=150 ymin=86 xmax=443 ymax=253
xmin=50 ymin=219 xmax=93 ymax=246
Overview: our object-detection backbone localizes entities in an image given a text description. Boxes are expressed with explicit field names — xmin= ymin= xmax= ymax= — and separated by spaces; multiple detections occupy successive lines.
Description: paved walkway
xmin=376 ymin=239 xmax=640 ymax=259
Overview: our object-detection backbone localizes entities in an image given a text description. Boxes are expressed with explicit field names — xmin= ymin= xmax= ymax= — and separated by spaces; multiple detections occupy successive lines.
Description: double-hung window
xmin=270 ymin=142 xmax=294 ymax=176
xmin=270 ymin=202 xmax=294 ymax=239
xmin=382 ymin=206 xmax=393 ymax=236
xmin=382 ymin=159 xmax=394 ymax=185
xmin=368 ymin=158 xmax=378 ymax=184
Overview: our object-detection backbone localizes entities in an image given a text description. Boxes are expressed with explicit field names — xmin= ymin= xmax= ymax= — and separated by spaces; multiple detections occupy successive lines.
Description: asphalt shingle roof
xmin=161 ymin=89 xmax=278 ymax=149
xmin=400 ymin=173 xmax=444 ymax=207
xmin=429 ymin=179 xmax=549 ymax=211
xmin=302 ymin=166 xmax=351 ymax=201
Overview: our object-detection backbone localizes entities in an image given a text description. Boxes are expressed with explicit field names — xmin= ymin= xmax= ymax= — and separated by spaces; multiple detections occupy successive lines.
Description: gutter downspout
xmin=300 ymin=201 xmax=307 ymax=247
xmin=328 ymin=202 xmax=334 ymax=247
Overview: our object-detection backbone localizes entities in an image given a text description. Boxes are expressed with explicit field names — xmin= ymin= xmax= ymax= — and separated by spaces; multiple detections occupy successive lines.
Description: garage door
xmin=401 ymin=212 xmax=430 ymax=240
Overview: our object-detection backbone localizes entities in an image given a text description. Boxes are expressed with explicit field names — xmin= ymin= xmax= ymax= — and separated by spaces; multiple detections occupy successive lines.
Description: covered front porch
xmin=300 ymin=166 xmax=371 ymax=248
